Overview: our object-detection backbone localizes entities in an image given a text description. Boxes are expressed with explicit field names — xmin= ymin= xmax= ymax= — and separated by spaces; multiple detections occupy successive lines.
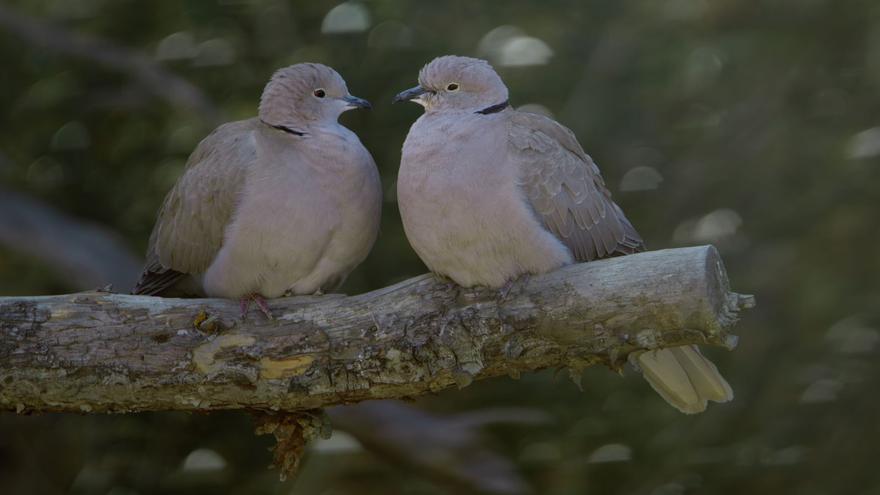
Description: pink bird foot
xmin=239 ymin=293 xmax=274 ymax=320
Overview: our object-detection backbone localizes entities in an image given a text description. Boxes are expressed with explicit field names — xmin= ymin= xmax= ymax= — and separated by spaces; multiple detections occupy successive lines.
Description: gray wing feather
xmin=132 ymin=118 xmax=258 ymax=295
xmin=510 ymin=111 xmax=644 ymax=262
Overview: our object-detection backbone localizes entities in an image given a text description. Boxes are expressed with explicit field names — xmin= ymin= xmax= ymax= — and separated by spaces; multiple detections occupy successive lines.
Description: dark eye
xmin=313 ymin=89 xmax=326 ymax=98
xmin=446 ymin=83 xmax=459 ymax=91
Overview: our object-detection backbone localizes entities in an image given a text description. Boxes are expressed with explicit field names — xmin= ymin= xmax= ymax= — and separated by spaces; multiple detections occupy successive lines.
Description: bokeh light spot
xmin=321 ymin=2 xmax=371 ymax=34
xmin=620 ymin=166 xmax=664 ymax=192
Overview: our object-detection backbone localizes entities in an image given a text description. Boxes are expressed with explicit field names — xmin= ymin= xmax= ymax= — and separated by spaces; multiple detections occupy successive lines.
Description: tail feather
xmin=669 ymin=346 xmax=734 ymax=403
xmin=635 ymin=345 xmax=733 ymax=414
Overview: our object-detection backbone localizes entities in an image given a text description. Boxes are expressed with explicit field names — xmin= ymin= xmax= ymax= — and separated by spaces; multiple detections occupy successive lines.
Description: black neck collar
xmin=260 ymin=119 xmax=306 ymax=136
xmin=475 ymin=100 xmax=510 ymax=115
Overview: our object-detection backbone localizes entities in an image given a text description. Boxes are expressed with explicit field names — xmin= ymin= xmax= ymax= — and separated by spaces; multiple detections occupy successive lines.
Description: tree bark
xmin=0 ymin=245 xmax=753 ymax=414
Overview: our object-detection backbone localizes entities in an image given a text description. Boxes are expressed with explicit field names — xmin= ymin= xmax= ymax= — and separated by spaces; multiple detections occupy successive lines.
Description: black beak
xmin=343 ymin=95 xmax=372 ymax=110
xmin=393 ymin=85 xmax=429 ymax=104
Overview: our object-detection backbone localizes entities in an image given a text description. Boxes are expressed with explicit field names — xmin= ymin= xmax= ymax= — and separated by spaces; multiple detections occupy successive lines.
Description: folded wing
xmin=132 ymin=119 xmax=258 ymax=295
xmin=510 ymin=111 xmax=732 ymax=413
xmin=509 ymin=111 xmax=644 ymax=262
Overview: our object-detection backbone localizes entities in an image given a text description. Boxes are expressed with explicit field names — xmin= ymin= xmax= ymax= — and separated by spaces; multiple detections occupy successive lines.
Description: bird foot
xmin=499 ymin=274 xmax=530 ymax=301
xmin=239 ymin=293 xmax=274 ymax=320
xmin=431 ymin=272 xmax=454 ymax=285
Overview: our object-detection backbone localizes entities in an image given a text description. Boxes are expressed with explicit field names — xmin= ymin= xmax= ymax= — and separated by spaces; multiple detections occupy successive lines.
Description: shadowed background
xmin=1 ymin=0 xmax=878 ymax=494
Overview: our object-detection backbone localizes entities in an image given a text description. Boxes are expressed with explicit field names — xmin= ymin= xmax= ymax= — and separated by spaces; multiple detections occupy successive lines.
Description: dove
xmin=394 ymin=56 xmax=732 ymax=414
xmin=133 ymin=63 xmax=381 ymax=318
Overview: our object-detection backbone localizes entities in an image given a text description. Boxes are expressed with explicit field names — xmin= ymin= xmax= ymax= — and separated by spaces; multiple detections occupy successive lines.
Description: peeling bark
xmin=0 ymin=246 xmax=753 ymax=414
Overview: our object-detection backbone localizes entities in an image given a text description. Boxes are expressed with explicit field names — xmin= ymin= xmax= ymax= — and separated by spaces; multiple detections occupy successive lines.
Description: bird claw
xmin=499 ymin=274 xmax=530 ymax=301
xmin=240 ymin=293 xmax=274 ymax=320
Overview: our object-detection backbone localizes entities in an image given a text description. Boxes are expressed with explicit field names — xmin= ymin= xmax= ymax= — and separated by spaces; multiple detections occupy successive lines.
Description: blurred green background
xmin=1 ymin=0 xmax=879 ymax=493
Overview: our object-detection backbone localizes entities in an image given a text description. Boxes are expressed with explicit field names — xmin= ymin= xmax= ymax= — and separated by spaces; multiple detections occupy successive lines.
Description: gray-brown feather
xmin=132 ymin=119 xmax=258 ymax=295
xmin=511 ymin=111 xmax=645 ymax=262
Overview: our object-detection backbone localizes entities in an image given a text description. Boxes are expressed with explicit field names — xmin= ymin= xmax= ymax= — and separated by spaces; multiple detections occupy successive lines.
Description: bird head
xmin=259 ymin=63 xmax=370 ymax=128
xmin=394 ymin=56 xmax=509 ymax=114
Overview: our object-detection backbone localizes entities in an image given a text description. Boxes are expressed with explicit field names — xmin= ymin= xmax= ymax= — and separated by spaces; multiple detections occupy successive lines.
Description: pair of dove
xmin=132 ymin=56 xmax=732 ymax=414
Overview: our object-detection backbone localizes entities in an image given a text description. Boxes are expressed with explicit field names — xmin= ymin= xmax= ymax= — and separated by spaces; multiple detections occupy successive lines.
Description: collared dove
xmin=394 ymin=56 xmax=732 ymax=414
xmin=133 ymin=63 xmax=381 ymax=318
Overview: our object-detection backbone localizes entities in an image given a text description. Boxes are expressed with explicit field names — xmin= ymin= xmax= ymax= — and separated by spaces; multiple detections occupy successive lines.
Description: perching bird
xmin=394 ymin=56 xmax=732 ymax=414
xmin=133 ymin=63 xmax=381 ymax=318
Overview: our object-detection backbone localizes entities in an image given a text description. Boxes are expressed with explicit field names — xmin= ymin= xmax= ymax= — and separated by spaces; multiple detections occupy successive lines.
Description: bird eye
xmin=446 ymin=83 xmax=459 ymax=91
xmin=313 ymin=88 xmax=326 ymax=98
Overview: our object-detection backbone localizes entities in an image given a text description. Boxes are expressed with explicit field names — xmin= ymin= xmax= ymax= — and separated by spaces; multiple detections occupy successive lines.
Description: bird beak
xmin=393 ymin=85 xmax=429 ymax=104
xmin=342 ymin=95 xmax=372 ymax=110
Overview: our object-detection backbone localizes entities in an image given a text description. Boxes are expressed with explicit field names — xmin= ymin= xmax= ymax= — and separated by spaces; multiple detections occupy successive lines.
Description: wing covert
xmin=132 ymin=119 xmax=258 ymax=294
xmin=510 ymin=111 xmax=644 ymax=262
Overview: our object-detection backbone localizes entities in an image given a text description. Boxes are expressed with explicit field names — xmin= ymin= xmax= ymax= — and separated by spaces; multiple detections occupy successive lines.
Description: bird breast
xmin=397 ymin=114 xmax=572 ymax=287
xmin=202 ymin=126 xmax=380 ymax=298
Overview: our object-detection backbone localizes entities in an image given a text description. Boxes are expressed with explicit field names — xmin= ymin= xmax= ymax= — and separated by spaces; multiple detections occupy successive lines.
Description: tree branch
xmin=0 ymin=187 xmax=142 ymax=292
xmin=0 ymin=245 xmax=753 ymax=414
xmin=0 ymin=186 xmax=541 ymax=493
xmin=327 ymin=401 xmax=548 ymax=494
xmin=0 ymin=4 xmax=221 ymax=122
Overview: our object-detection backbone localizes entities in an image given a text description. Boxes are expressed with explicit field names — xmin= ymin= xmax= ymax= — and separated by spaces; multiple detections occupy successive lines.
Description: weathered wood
xmin=0 ymin=245 xmax=753 ymax=414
